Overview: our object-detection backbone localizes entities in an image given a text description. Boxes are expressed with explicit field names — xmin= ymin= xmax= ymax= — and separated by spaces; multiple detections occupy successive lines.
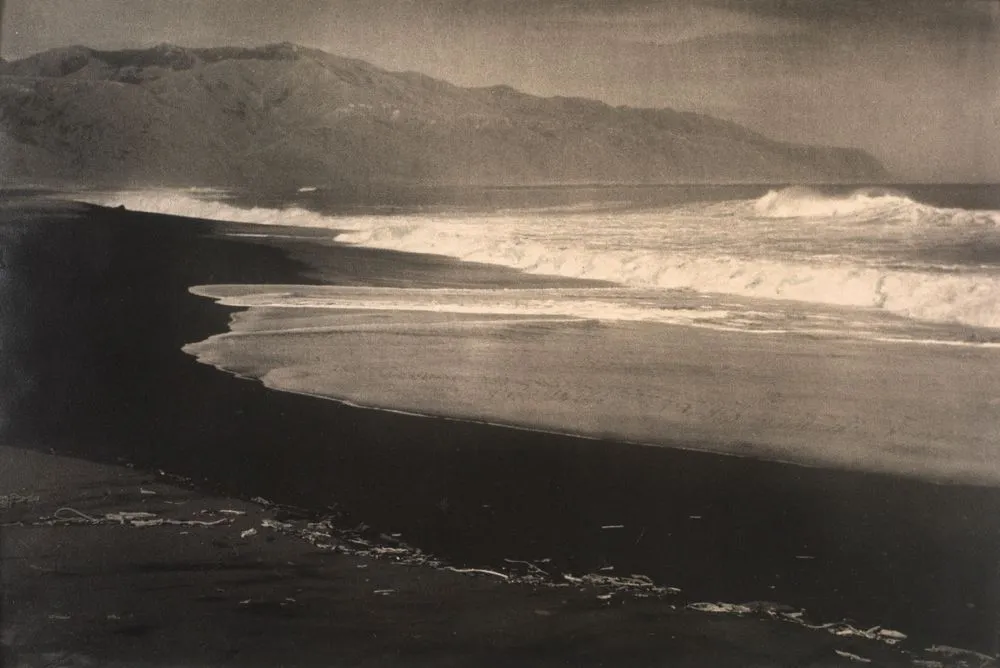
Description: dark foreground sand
xmin=1 ymin=197 xmax=998 ymax=666
xmin=1 ymin=444 xmax=985 ymax=668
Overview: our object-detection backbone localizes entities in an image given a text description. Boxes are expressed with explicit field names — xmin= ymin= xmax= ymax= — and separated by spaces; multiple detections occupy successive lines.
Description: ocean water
xmin=91 ymin=184 xmax=1000 ymax=337
xmin=79 ymin=184 xmax=1000 ymax=484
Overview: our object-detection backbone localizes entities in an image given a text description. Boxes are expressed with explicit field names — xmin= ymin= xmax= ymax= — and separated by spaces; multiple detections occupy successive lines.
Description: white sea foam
xmin=79 ymin=188 xmax=1000 ymax=330
xmin=189 ymin=284 xmax=1000 ymax=347
xmin=188 ymin=284 xmax=738 ymax=329
xmin=753 ymin=186 xmax=915 ymax=219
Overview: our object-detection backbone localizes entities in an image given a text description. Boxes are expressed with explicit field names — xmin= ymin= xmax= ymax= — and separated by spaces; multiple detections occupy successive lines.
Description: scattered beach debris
xmin=834 ymin=649 xmax=872 ymax=664
xmin=741 ymin=601 xmax=798 ymax=614
xmin=563 ymin=572 xmax=677 ymax=597
xmin=169 ymin=517 xmax=229 ymax=527
xmin=131 ymin=518 xmax=167 ymax=528
xmin=371 ymin=546 xmax=410 ymax=556
xmin=794 ymin=619 xmax=910 ymax=645
xmin=139 ymin=488 xmax=156 ymax=496
xmin=33 ymin=507 xmax=234 ymax=528
xmin=47 ymin=614 xmax=71 ymax=621
xmin=0 ymin=493 xmax=40 ymax=509
xmin=680 ymin=600 xmax=920 ymax=651
xmin=688 ymin=602 xmax=753 ymax=615
xmin=443 ymin=567 xmax=509 ymax=580
xmin=52 ymin=507 xmax=104 ymax=523
xmin=157 ymin=470 xmax=192 ymax=483
xmin=105 ymin=511 xmax=158 ymax=524
xmin=6 ymin=484 xmax=977 ymax=667
xmin=925 ymin=645 xmax=997 ymax=666
xmin=503 ymin=558 xmax=550 ymax=578
xmin=301 ymin=520 xmax=335 ymax=548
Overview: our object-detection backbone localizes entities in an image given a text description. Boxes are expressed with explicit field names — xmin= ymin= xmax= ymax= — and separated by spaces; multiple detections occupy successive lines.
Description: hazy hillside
xmin=0 ymin=43 xmax=889 ymax=187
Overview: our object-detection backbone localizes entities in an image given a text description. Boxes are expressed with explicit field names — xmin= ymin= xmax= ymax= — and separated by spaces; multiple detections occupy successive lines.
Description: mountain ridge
xmin=0 ymin=43 xmax=889 ymax=187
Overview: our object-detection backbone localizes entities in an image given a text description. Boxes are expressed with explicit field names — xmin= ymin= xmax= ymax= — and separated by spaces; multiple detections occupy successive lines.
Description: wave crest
xmin=753 ymin=186 xmax=917 ymax=219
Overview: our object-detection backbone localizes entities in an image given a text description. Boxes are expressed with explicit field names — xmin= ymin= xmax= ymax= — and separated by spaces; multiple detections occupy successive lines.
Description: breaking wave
xmin=753 ymin=186 xmax=915 ymax=219
xmin=752 ymin=186 xmax=1000 ymax=226
xmin=78 ymin=188 xmax=1000 ymax=330
xmin=335 ymin=231 xmax=1000 ymax=328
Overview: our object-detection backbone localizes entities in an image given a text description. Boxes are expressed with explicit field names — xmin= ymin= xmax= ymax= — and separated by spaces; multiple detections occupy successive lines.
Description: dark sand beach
xmin=2 ymin=198 xmax=999 ymax=666
xmin=5 ymin=445 xmax=960 ymax=668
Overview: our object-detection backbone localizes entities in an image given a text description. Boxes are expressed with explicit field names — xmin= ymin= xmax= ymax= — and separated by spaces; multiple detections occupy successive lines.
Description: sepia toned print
xmin=1 ymin=2 xmax=998 ymax=666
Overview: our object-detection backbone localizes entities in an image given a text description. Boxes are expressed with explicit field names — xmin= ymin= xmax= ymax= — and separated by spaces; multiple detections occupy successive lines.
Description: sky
xmin=1 ymin=0 xmax=997 ymax=182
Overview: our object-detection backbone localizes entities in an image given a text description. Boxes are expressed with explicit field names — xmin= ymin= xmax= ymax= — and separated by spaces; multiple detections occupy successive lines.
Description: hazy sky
xmin=2 ymin=0 xmax=997 ymax=182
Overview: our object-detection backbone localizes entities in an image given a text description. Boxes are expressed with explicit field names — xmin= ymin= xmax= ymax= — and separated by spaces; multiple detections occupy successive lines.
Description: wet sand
xmin=184 ymin=286 xmax=1000 ymax=485
xmin=1 ymin=198 xmax=999 ymax=663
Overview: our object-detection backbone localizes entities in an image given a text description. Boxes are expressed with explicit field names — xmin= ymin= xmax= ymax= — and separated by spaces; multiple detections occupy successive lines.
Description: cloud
xmin=539 ymin=4 xmax=801 ymax=47
xmin=713 ymin=0 xmax=997 ymax=37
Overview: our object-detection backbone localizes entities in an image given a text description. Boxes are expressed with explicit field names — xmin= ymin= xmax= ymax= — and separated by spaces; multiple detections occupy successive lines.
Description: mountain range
xmin=0 ymin=43 xmax=889 ymax=187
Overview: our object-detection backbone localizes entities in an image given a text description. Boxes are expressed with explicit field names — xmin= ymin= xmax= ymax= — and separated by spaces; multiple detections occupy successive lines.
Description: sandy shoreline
xmin=1 ymin=198 xmax=999 ymax=664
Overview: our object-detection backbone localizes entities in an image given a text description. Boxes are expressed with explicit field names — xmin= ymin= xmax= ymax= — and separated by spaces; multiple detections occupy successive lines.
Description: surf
xmin=77 ymin=187 xmax=1000 ymax=330
xmin=752 ymin=186 xmax=916 ymax=219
